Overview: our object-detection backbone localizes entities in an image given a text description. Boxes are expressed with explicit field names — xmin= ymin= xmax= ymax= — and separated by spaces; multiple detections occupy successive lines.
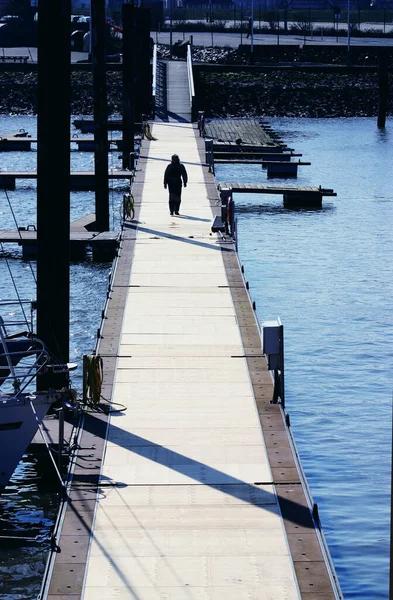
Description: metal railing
xmin=152 ymin=43 xmax=157 ymax=101
xmin=0 ymin=315 xmax=49 ymax=396
xmin=0 ymin=299 xmax=35 ymax=333
xmin=186 ymin=44 xmax=195 ymax=109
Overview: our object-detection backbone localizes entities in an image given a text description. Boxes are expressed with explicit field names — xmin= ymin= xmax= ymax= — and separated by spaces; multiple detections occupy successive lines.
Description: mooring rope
xmin=83 ymin=354 xmax=127 ymax=413
xmin=143 ymin=122 xmax=157 ymax=141
xmin=123 ymin=193 xmax=135 ymax=220
xmin=3 ymin=189 xmax=37 ymax=284
xmin=0 ymin=242 xmax=31 ymax=331
xmin=29 ymin=399 xmax=66 ymax=489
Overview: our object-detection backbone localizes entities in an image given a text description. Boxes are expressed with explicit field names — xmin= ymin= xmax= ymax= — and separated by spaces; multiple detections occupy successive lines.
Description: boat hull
xmin=0 ymin=393 xmax=59 ymax=491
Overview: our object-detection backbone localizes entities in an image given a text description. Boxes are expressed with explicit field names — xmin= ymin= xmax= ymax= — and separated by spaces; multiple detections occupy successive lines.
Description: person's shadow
xmin=175 ymin=214 xmax=211 ymax=223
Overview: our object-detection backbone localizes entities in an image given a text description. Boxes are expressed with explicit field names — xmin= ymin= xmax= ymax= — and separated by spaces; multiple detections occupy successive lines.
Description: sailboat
xmin=0 ymin=309 xmax=73 ymax=493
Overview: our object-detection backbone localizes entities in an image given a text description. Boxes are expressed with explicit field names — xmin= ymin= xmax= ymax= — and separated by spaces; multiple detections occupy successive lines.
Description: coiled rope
xmin=83 ymin=354 xmax=103 ymax=406
xmin=123 ymin=193 xmax=135 ymax=220
xmin=143 ymin=122 xmax=157 ymax=141
xmin=83 ymin=354 xmax=126 ymax=413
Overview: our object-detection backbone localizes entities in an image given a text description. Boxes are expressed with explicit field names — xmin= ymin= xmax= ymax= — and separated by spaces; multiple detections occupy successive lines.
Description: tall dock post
xmin=377 ymin=48 xmax=389 ymax=129
xmin=122 ymin=3 xmax=135 ymax=171
xmin=133 ymin=8 xmax=151 ymax=125
xmin=92 ymin=0 xmax=109 ymax=231
xmin=36 ymin=0 xmax=71 ymax=390
xmin=139 ymin=9 xmax=152 ymax=120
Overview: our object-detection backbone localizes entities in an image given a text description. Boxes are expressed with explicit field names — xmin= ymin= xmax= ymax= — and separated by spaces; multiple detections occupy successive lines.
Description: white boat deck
xmin=81 ymin=122 xmax=300 ymax=600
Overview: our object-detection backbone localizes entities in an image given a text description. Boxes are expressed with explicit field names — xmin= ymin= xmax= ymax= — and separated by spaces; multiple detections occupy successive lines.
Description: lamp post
xmin=251 ymin=0 xmax=254 ymax=52
xmin=347 ymin=0 xmax=350 ymax=65
xmin=169 ymin=0 xmax=173 ymax=58
xmin=240 ymin=2 xmax=243 ymax=45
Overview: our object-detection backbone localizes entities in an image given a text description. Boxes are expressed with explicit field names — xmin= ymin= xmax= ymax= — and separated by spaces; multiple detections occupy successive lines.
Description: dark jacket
xmin=164 ymin=162 xmax=188 ymax=195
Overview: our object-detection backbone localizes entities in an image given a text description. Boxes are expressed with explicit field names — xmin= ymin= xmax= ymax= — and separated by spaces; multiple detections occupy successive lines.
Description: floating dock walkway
xmin=42 ymin=121 xmax=341 ymax=599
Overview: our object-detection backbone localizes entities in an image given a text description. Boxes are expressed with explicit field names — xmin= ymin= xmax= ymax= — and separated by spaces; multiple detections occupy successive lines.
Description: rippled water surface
xmin=215 ymin=117 xmax=393 ymax=600
xmin=0 ymin=115 xmax=392 ymax=599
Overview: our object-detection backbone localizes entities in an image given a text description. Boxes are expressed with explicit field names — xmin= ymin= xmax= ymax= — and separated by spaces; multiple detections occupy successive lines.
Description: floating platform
xmin=0 ymin=130 xmax=33 ymax=151
xmin=0 ymin=214 xmax=119 ymax=260
xmin=73 ymin=119 xmax=143 ymax=134
xmin=0 ymin=136 xmax=140 ymax=152
xmin=214 ymin=151 xmax=302 ymax=161
xmin=215 ymin=158 xmax=311 ymax=177
xmin=219 ymin=182 xmax=336 ymax=207
xmin=73 ymin=118 xmax=124 ymax=133
xmin=0 ymin=171 xmax=133 ymax=190
xmin=204 ymin=117 xmax=284 ymax=149
xmin=263 ymin=160 xmax=311 ymax=178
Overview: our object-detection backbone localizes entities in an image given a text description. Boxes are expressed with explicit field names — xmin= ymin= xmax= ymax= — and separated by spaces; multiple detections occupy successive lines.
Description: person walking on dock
xmin=163 ymin=154 xmax=188 ymax=216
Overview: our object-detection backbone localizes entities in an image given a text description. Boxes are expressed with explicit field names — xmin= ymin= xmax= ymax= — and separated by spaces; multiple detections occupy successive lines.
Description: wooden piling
xmin=91 ymin=0 xmax=110 ymax=231
xmin=377 ymin=48 xmax=389 ymax=129
xmin=122 ymin=3 xmax=135 ymax=171
xmin=36 ymin=0 xmax=71 ymax=390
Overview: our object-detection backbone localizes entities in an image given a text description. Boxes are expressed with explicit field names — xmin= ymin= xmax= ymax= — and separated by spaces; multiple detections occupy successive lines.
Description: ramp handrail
xmin=152 ymin=43 xmax=157 ymax=100
xmin=186 ymin=44 xmax=195 ymax=108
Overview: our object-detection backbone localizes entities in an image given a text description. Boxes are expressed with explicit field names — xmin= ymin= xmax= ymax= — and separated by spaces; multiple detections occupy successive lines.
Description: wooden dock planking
xmin=70 ymin=213 xmax=96 ymax=232
xmin=204 ymin=117 xmax=282 ymax=147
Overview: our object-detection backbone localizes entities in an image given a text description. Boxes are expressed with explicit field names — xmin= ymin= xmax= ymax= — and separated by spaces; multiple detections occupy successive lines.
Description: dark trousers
xmin=169 ymin=192 xmax=181 ymax=214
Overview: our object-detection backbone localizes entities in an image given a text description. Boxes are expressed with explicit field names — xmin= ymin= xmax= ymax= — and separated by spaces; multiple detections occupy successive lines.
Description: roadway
xmin=155 ymin=29 xmax=393 ymax=47
xmin=2 ymin=28 xmax=393 ymax=65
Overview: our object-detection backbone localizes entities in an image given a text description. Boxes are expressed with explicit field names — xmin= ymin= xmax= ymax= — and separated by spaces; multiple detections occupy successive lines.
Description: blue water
xmin=215 ymin=117 xmax=393 ymax=600
xmin=0 ymin=115 xmax=391 ymax=598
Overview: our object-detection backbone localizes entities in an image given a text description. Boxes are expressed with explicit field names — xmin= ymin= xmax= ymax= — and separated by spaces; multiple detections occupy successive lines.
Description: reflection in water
xmin=234 ymin=201 xmax=334 ymax=215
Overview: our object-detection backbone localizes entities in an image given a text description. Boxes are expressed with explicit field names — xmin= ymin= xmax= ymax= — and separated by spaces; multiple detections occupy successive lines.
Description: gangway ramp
xmin=166 ymin=61 xmax=192 ymax=122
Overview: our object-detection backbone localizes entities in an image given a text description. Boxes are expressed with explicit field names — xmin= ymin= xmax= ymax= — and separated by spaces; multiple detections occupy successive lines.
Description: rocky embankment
xmin=0 ymin=72 xmax=123 ymax=116
xmin=190 ymin=45 xmax=392 ymax=118
xmin=0 ymin=45 xmax=391 ymax=117
xmin=195 ymin=70 xmax=385 ymax=118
